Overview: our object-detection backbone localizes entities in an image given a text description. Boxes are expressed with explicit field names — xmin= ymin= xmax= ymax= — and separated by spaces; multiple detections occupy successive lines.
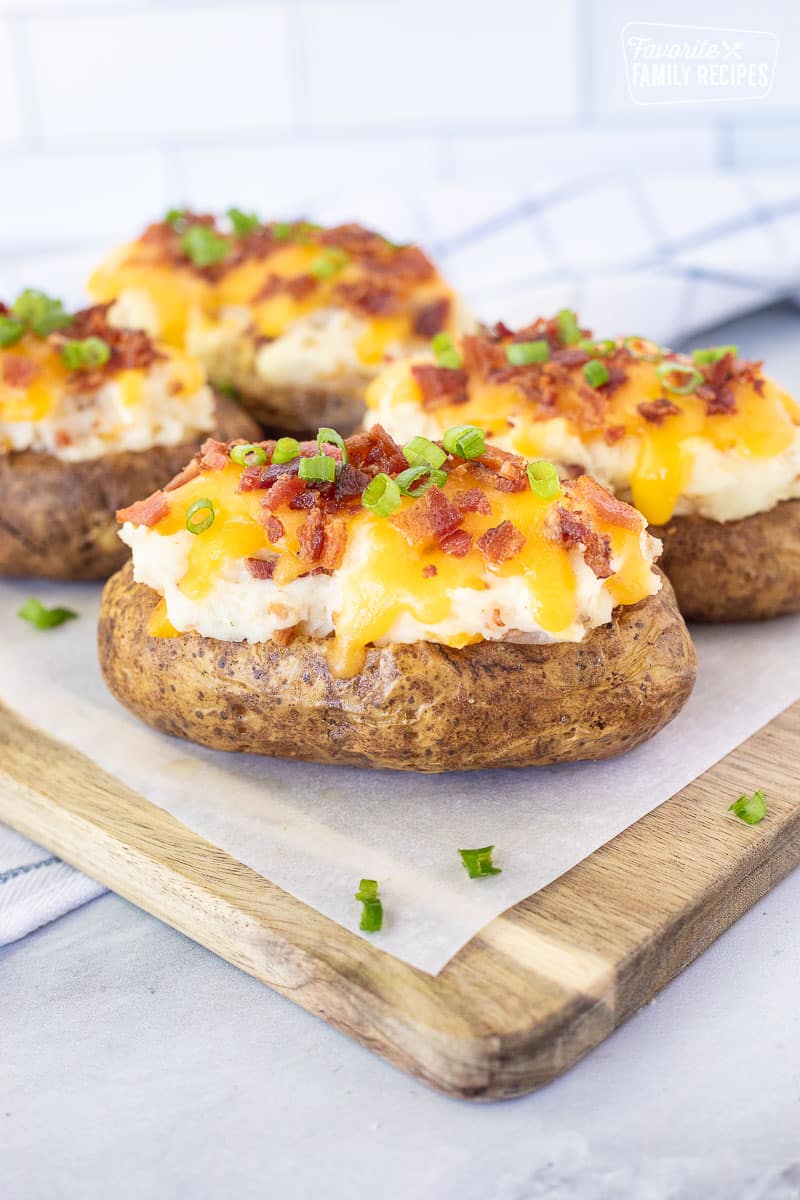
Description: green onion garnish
xmin=395 ymin=465 xmax=447 ymax=497
xmin=272 ymin=221 xmax=293 ymax=240
xmin=556 ymin=308 xmax=581 ymax=346
xmin=362 ymin=472 xmax=402 ymax=517
xmin=355 ymin=879 xmax=383 ymax=933
xmin=506 ymin=339 xmax=549 ymax=366
xmin=692 ymin=344 xmax=738 ymax=365
xmin=272 ymin=437 xmax=301 ymax=464
xmin=583 ymin=359 xmax=610 ymax=388
xmin=655 ymin=362 xmax=704 ymax=395
xmin=458 ymin=846 xmax=502 ymax=879
xmin=230 ymin=443 xmax=267 ymax=467
xmin=296 ymin=221 xmax=322 ymax=243
xmin=18 ymin=597 xmax=77 ymax=630
xmin=0 ymin=315 xmax=25 ymax=347
xmin=527 ymin=459 xmax=561 ymax=500
xmin=402 ymin=435 xmax=447 ymax=470
xmin=179 ymin=225 xmax=230 ymax=268
xmin=431 ymin=331 xmax=463 ymax=370
xmin=623 ymin=336 xmax=662 ymax=362
xmin=298 ymin=454 xmax=336 ymax=483
xmin=580 ymin=337 xmax=616 ymax=357
xmin=215 ymin=381 xmax=239 ymax=400
xmin=442 ymin=424 xmax=486 ymax=460
xmin=185 ymin=497 xmax=215 ymax=534
xmin=310 ymin=249 xmax=348 ymax=280
xmin=729 ymin=789 xmax=767 ymax=825
xmin=317 ymin=426 xmax=348 ymax=464
xmin=12 ymin=289 xmax=72 ymax=336
xmin=227 ymin=207 xmax=261 ymax=236
xmin=165 ymin=208 xmax=188 ymax=230
xmin=60 ymin=336 xmax=111 ymax=371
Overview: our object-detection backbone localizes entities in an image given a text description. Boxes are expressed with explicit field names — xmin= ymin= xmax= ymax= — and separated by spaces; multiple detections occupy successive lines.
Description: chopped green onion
xmin=215 ymin=381 xmax=240 ymax=400
xmin=579 ymin=337 xmax=616 ymax=357
xmin=0 ymin=315 xmax=26 ymax=347
xmin=623 ymin=336 xmax=663 ymax=362
xmin=185 ymin=497 xmax=215 ymax=534
xmin=432 ymin=331 xmax=463 ymax=370
xmin=656 ymin=361 xmax=704 ymax=395
xmin=556 ymin=308 xmax=581 ymax=346
xmin=362 ymin=472 xmax=401 ymax=517
xmin=60 ymin=336 xmax=111 ymax=371
xmin=227 ymin=207 xmax=261 ymax=236
xmin=506 ymin=339 xmax=549 ymax=366
xmin=583 ymin=359 xmax=610 ymax=388
xmin=272 ymin=436 xmax=301 ymax=464
xmin=395 ymin=465 xmax=447 ymax=497
xmin=12 ymin=289 xmax=72 ymax=336
xmin=310 ymin=249 xmax=348 ymax=280
xmin=299 ymin=454 xmax=336 ymax=483
xmin=403 ymin=435 xmax=447 ymax=470
xmin=230 ymin=443 xmax=267 ymax=467
xmin=527 ymin=459 xmax=561 ymax=500
xmin=272 ymin=221 xmax=293 ymax=240
xmin=442 ymin=424 xmax=486 ymax=460
xmin=165 ymin=208 xmax=188 ymax=230
xmin=179 ymin=225 xmax=230 ymax=268
xmin=355 ymin=879 xmax=383 ymax=933
xmin=458 ymin=846 xmax=502 ymax=879
xmin=18 ymin=597 xmax=77 ymax=630
xmin=729 ymin=789 xmax=767 ymax=825
xmin=317 ymin=426 xmax=348 ymax=464
xmin=296 ymin=221 xmax=322 ymax=244
xmin=692 ymin=344 xmax=738 ymax=365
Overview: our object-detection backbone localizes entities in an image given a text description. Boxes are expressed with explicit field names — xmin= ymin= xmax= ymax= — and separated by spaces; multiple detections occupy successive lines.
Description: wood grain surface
xmin=1 ymin=698 xmax=798 ymax=1100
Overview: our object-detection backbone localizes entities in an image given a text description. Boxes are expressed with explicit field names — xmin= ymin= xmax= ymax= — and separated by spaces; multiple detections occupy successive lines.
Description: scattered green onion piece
xmin=298 ymin=454 xmax=336 ymax=483
xmin=179 ymin=225 xmax=230 ymax=268
xmin=691 ymin=344 xmax=738 ymax=365
xmin=60 ymin=336 xmax=111 ymax=371
xmin=583 ymin=359 xmax=610 ymax=388
xmin=317 ymin=426 xmax=348 ymax=464
xmin=12 ymin=289 xmax=72 ymax=336
xmin=272 ymin=221 xmax=293 ymax=240
xmin=395 ymin=465 xmax=448 ymax=497
xmin=230 ymin=443 xmax=267 ymax=467
xmin=729 ymin=789 xmax=767 ymax=826
xmin=296 ymin=221 xmax=322 ymax=244
xmin=355 ymin=879 xmax=383 ymax=933
xmin=655 ymin=361 xmax=704 ymax=395
xmin=403 ymin=435 xmax=446 ymax=470
xmin=458 ymin=846 xmax=502 ymax=879
xmin=227 ymin=207 xmax=261 ymax=236
xmin=527 ymin=459 xmax=561 ymax=500
xmin=215 ymin=380 xmax=239 ymax=400
xmin=442 ymin=424 xmax=486 ymax=460
xmin=185 ymin=497 xmax=215 ymax=535
xmin=18 ymin=597 xmax=77 ymax=630
xmin=431 ymin=331 xmax=463 ymax=370
xmin=362 ymin=472 xmax=401 ymax=518
xmin=272 ymin=436 xmax=301 ymax=464
xmin=623 ymin=336 xmax=663 ymax=362
xmin=557 ymin=308 xmax=581 ymax=346
xmin=506 ymin=339 xmax=549 ymax=366
xmin=580 ymin=337 xmax=616 ymax=357
xmin=0 ymin=315 xmax=26 ymax=347
xmin=310 ymin=249 xmax=348 ymax=280
xmin=165 ymin=207 xmax=188 ymax=228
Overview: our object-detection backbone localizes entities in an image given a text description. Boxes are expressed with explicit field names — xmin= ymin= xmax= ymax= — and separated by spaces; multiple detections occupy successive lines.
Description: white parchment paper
xmin=1 ymin=576 xmax=798 ymax=974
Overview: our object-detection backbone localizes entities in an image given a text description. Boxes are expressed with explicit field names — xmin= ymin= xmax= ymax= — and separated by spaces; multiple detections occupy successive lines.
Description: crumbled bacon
xmin=246 ymin=556 xmax=277 ymax=580
xmin=476 ymin=521 xmax=526 ymax=564
xmin=564 ymin=475 xmax=642 ymax=532
xmin=2 ymin=356 xmax=39 ymax=388
xmin=637 ymin=397 xmax=681 ymax=425
xmin=197 ymin=439 xmax=232 ymax=471
xmin=319 ymin=518 xmax=347 ymax=571
xmin=335 ymin=463 xmax=370 ymax=500
xmin=604 ymin=424 xmax=626 ymax=445
xmin=470 ymin=445 xmax=528 ymax=493
xmin=165 ymin=460 xmax=202 ymax=491
xmin=411 ymin=364 xmax=468 ymax=408
xmin=412 ymin=297 xmax=450 ymax=338
xmin=346 ymin=424 xmax=407 ymax=477
xmin=265 ymin=515 xmax=284 ymax=543
xmin=252 ymin=273 xmax=317 ymax=304
xmin=422 ymin=564 xmax=437 ymax=578
xmin=333 ymin=279 xmax=397 ymax=317
xmin=390 ymin=485 xmax=462 ymax=544
xmin=116 ymin=490 xmax=170 ymax=527
xmin=297 ymin=506 xmax=325 ymax=563
xmin=705 ymin=386 xmax=737 ymax=417
xmin=455 ymin=488 xmax=492 ymax=515
xmin=555 ymin=506 xmax=612 ymax=579
xmin=438 ymin=528 xmax=473 ymax=557
xmin=262 ymin=474 xmax=307 ymax=510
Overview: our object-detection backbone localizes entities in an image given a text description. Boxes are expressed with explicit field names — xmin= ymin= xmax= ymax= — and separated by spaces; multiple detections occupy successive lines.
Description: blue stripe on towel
xmin=0 ymin=856 xmax=59 ymax=885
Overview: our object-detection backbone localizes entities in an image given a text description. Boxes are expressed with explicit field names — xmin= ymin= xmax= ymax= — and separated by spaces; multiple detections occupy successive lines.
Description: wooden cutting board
xmin=1 ymin=697 xmax=799 ymax=1100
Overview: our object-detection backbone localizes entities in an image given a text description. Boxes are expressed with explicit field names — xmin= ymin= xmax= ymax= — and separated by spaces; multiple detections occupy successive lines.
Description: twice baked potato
xmin=364 ymin=316 xmax=800 ymax=621
xmin=88 ymin=211 xmax=472 ymax=437
xmin=0 ymin=293 xmax=260 ymax=580
xmin=99 ymin=424 xmax=696 ymax=772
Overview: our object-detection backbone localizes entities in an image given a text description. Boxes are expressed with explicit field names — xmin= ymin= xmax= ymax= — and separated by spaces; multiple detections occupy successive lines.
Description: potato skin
xmin=653 ymin=498 xmax=800 ymax=622
xmin=0 ymin=393 xmax=261 ymax=581
xmin=98 ymin=565 xmax=696 ymax=773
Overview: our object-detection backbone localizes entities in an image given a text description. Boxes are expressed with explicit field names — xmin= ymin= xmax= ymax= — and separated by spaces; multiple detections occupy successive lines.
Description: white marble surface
xmin=3 ymin=306 xmax=800 ymax=1199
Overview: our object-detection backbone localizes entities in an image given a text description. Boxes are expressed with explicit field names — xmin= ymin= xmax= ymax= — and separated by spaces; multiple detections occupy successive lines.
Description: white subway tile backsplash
xmin=26 ymin=6 xmax=293 ymax=141
xmin=301 ymin=0 xmax=579 ymax=129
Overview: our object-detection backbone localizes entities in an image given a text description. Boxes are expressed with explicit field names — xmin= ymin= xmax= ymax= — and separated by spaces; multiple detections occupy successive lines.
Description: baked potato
xmin=98 ymin=423 xmax=696 ymax=772
xmin=0 ymin=293 xmax=260 ymax=580
xmin=364 ymin=315 xmax=800 ymax=622
xmin=88 ymin=212 xmax=472 ymax=437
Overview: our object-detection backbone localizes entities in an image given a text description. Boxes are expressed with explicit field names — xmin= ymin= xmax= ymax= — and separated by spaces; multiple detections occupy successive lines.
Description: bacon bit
xmin=565 ymin=475 xmax=642 ymax=532
xmin=272 ymin=624 xmax=298 ymax=647
xmin=390 ymin=485 xmax=462 ymax=545
xmin=555 ymin=507 xmax=612 ymax=579
xmin=637 ymin=397 xmax=681 ymax=425
xmin=238 ymin=465 xmax=273 ymax=493
xmin=551 ymin=348 xmax=590 ymax=368
xmin=335 ymin=462 xmax=370 ymax=500
xmin=470 ymin=445 xmax=528 ymax=493
xmin=476 ymin=521 xmax=526 ymax=565
xmin=290 ymin=488 xmax=326 ymax=510
xmin=246 ymin=556 xmax=278 ymax=580
xmin=455 ymin=488 xmax=492 ymax=515
xmin=333 ymin=279 xmax=397 ymax=317
xmin=438 ymin=528 xmax=473 ymax=557
xmin=411 ymin=364 xmax=468 ymax=409
xmin=604 ymin=424 xmax=626 ymax=445
xmin=2 ymin=356 xmax=39 ymax=388
xmin=490 ymin=608 xmax=505 ymax=628
xmin=265 ymin=515 xmax=284 ymax=543
xmin=705 ymin=386 xmax=737 ymax=417
xmin=297 ymin=507 xmax=325 ymax=563
xmin=252 ymin=272 xmax=317 ymax=303
xmin=461 ymin=333 xmax=508 ymax=378
xmin=422 ymin=564 xmax=437 ymax=578
xmin=319 ymin=518 xmax=347 ymax=571
xmin=346 ymin=423 xmax=407 ymax=477
xmin=197 ymin=438 xmax=232 ymax=472
xmin=262 ymin=474 xmax=306 ymax=510
xmin=388 ymin=245 xmax=436 ymax=283
xmin=165 ymin=460 xmax=202 ymax=491
xmin=412 ymin=297 xmax=450 ymax=338
xmin=116 ymin=490 xmax=170 ymax=527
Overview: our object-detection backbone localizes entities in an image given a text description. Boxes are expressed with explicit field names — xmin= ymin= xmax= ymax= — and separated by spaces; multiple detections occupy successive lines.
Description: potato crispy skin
xmin=653 ymin=498 xmax=800 ymax=622
xmin=0 ymin=392 xmax=261 ymax=581
xmin=98 ymin=565 xmax=696 ymax=773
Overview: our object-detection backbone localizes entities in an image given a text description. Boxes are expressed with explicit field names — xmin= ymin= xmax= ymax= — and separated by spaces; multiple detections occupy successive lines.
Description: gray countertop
xmin=3 ymin=306 xmax=800 ymax=1200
